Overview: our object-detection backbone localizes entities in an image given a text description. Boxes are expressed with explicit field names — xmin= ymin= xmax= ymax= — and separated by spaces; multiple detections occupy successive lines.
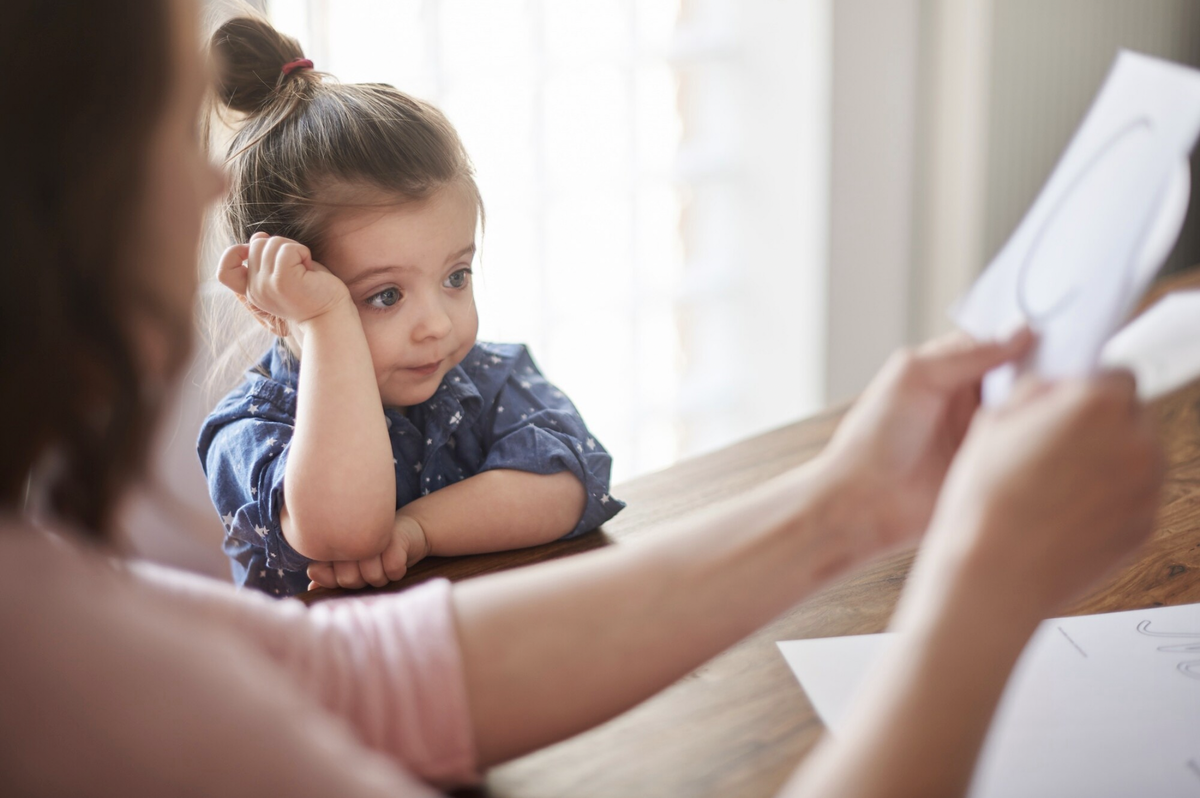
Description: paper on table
xmin=778 ymin=603 xmax=1200 ymax=798
xmin=1101 ymin=289 xmax=1200 ymax=400
xmin=952 ymin=51 xmax=1200 ymax=405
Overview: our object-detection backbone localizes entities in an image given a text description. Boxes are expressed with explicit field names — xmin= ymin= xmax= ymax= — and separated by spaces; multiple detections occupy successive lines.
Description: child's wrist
xmin=396 ymin=512 xmax=431 ymax=561
xmin=294 ymin=292 xmax=356 ymax=333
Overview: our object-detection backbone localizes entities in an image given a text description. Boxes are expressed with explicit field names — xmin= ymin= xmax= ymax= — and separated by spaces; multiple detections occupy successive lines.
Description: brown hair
xmin=0 ymin=0 xmax=178 ymax=537
xmin=203 ymin=14 xmax=482 ymax=390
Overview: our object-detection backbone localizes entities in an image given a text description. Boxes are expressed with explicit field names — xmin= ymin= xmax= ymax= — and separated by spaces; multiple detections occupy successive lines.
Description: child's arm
xmin=217 ymin=234 xmax=396 ymax=562
xmin=307 ymin=470 xmax=584 ymax=589
xmin=306 ymin=344 xmax=616 ymax=590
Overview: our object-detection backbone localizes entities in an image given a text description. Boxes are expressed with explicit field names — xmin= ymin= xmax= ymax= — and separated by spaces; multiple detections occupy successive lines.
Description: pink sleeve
xmin=130 ymin=563 xmax=480 ymax=788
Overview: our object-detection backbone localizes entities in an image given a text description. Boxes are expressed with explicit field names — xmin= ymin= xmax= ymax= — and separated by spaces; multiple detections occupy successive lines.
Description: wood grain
xmin=305 ymin=270 xmax=1200 ymax=798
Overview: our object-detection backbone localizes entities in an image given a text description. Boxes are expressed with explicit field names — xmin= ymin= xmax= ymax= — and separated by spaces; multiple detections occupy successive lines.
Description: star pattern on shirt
xmin=264 ymin=437 xmax=276 ymax=447
xmin=490 ymin=355 xmax=502 ymax=364
xmin=254 ymin=524 xmax=267 ymax=537
xmin=587 ymin=438 xmax=596 ymax=450
xmin=250 ymin=486 xmax=257 ymax=496
xmin=249 ymin=403 xmax=259 ymax=414
xmin=520 ymin=380 xmax=532 ymax=389
xmin=600 ymin=494 xmax=611 ymax=504
xmin=222 ymin=511 xmax=234 ymax=527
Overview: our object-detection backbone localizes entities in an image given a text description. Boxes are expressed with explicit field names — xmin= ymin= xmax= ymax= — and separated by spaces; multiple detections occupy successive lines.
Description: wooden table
xmin=305 ymin=272 xmax=1200 ymax=798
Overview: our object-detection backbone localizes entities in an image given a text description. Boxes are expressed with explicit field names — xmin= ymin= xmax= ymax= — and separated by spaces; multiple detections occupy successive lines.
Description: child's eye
xmin=443 ymin=269 xmax=472 ymax=290
xmin=367 ymin=287 xmax=402 ymax=309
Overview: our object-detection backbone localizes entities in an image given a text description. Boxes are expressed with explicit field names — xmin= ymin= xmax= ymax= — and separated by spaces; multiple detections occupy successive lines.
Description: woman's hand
xmin=905 ymin=371 xmax=1164 ymax=626
xmin=816 ymin=328 xmax=1034 ymax=553
xmin=306 ymin=514 xmax=430 ymax=591
xmin=217 ymin=231 xmax=350 ymax=336
xmin=783 ymin=371 xmax=1164 ymax=798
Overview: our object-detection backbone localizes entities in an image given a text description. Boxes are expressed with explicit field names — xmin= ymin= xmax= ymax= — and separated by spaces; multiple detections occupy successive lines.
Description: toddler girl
xmin=197 ymin=16 xmax=623 ymax=597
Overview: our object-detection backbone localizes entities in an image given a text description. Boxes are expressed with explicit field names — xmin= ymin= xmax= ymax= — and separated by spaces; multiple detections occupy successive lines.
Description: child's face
xmin=319 ymin=183 xmax=480 ymax=408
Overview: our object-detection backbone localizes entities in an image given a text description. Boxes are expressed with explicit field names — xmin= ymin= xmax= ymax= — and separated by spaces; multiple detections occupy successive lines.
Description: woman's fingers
xmin=918 ymin=327 xmax=1034 ymax=392
xmin=216 ymin=243 xmax=250 ymax=294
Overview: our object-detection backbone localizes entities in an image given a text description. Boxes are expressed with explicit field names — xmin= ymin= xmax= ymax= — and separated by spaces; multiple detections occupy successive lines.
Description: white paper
xmin=952 ymin=51 xmax=1200 ymax=405
xmin=1101 ymin=289 xmax=1200 ymax=400
xmin=779 ymin=603 xmax=1200 ymax=797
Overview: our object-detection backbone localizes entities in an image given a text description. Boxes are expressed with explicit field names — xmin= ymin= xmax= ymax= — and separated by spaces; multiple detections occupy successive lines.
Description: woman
xmin=0 ymin=1 xmax=1162 ymax=796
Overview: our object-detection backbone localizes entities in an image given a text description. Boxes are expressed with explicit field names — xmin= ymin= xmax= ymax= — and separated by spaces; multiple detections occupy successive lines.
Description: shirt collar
xmin=262 ymin=343 xmax=482 ymax=423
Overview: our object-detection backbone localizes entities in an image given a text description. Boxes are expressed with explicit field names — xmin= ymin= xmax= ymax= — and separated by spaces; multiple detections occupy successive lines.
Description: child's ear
xmin=236 ymin=293 xmax=291 ymax=338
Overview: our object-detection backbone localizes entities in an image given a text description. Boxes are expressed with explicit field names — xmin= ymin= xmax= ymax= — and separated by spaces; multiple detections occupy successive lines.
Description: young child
xmin=197 ymin=16 xmax=623 ymax=597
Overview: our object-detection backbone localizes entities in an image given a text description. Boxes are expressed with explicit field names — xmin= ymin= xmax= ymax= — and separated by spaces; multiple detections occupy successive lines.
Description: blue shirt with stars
xmin=197 ymin=341 xmax=624 ymax=596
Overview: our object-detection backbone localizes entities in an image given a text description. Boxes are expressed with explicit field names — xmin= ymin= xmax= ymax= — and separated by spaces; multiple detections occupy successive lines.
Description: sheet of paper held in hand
xmin=778 ymin=603 xmax=1200 ymax=798
xmin=952 ymin=51 xmax=1200 ymax=404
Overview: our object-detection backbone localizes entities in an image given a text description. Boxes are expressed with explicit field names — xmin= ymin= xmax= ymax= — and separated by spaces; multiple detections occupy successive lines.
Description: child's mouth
xmin=405 ymin=359 xmax=443 ymax=377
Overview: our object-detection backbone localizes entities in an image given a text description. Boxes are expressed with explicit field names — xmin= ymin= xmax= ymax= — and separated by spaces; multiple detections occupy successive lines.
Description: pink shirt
xmin=0 ymin=520 xmax=479 ymax=796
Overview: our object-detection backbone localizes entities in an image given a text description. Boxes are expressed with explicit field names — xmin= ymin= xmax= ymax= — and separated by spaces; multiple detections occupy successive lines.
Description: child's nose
xmin=410 ymin=295 xmax=453 ymax=342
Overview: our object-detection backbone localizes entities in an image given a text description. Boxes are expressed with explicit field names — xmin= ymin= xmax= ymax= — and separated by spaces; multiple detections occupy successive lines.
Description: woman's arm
xmin=453 ymin=454 xmax=872 ymax=765
xmin=218 ymin=233 xmax=396 ymax=562
xmin=780 ymin=372 xmax=1163 ymax=798
xmin=450 ymin=330 xmax=1036 ymax=766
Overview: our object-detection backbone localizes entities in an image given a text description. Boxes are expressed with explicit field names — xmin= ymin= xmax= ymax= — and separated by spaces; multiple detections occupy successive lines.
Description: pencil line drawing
xmin=1017 ymin=115 xmax=1155 ymax=325
xmin=1057 ymin=626 xmax=1088 ymax=658
xmin=1136 ymin=619 xmax=1200 ymax=679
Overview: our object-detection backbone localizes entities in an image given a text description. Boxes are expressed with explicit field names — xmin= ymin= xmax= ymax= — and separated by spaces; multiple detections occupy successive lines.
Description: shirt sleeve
xmin=1 ymin=531 xmax=469 ymax=798
xmin=480 ymin=346 xmax=624 ymax=537
xmin=199 ymin=388 xmax=311 ymax=574
xmin=127 ymin=561 xmax=480 ymax=788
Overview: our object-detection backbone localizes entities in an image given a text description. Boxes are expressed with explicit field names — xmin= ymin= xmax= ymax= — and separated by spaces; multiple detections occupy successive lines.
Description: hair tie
xmin=281 ymin=58 xmax=313 ymax=78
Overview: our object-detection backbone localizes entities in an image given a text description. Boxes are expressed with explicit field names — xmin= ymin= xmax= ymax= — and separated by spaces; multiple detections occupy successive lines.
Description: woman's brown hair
xmin=0 ymin=0 xmax=178 ymax=537
xmin=204 ymin=15 xmax=482 ymax=387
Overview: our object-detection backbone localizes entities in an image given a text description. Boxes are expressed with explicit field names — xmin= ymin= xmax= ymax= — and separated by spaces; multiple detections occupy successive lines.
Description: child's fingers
xmin=247 ymin=234 xmax=271 ymax=280
xmin=357 ymin=555 xmax=388 ymax=588
xmin=276 ymin=241 xmax=313 ymax=273
xmin=216 ymin=244 xmax=251 ymax=295
xmin=334 ymin=560 xmax=367 ymax=590
xmin=261 ymin=235 xmax=289 ymax=277
xmin=305 ymin=562 xmax=338 ymax=589
xmin=380 ymin=542 xmax=409 ymax=582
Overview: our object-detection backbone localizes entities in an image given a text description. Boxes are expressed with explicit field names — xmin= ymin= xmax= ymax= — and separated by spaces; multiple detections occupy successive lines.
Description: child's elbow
xmin=281 ymin=504 xmax=393 ymax=562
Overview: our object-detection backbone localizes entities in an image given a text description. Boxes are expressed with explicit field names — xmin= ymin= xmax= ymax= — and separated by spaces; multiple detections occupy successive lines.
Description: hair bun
xmin=211 ymin=16 xmax=307 ymax=113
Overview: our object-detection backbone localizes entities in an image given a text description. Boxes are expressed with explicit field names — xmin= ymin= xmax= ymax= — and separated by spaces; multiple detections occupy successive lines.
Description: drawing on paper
xmin=1136 ymin=619 xmax=1200 ymax=679
xmin=1016 ymin=116 xmax=1154 ymax=325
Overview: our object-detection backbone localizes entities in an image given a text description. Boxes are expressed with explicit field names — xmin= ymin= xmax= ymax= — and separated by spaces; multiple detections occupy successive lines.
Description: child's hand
xmin=306 ymin=514 xmax=430 ymax=590
xmin=217 ymin=231 xmax=350 ymax=336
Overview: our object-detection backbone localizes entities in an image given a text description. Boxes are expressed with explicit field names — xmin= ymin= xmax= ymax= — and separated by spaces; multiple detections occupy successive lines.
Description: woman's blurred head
xmin=0 ymin=0 xmax=223 ymax=534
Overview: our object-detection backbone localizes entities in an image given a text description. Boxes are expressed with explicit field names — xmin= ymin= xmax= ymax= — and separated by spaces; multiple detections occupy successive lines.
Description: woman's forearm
xmin=451 ymin=456 xmax=882 ymax=766
xmin=780 ymin=576 xmax=1036 ymax=798
xmin=282 ymin=300 xmax=395 ymax=561
xmin=402 ymin=469 xmax=585 ymax=556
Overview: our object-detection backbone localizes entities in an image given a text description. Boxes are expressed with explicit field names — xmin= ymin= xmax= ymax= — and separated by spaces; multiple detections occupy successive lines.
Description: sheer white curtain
xmin=266 ymin=0 xmax=830 ymax=481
